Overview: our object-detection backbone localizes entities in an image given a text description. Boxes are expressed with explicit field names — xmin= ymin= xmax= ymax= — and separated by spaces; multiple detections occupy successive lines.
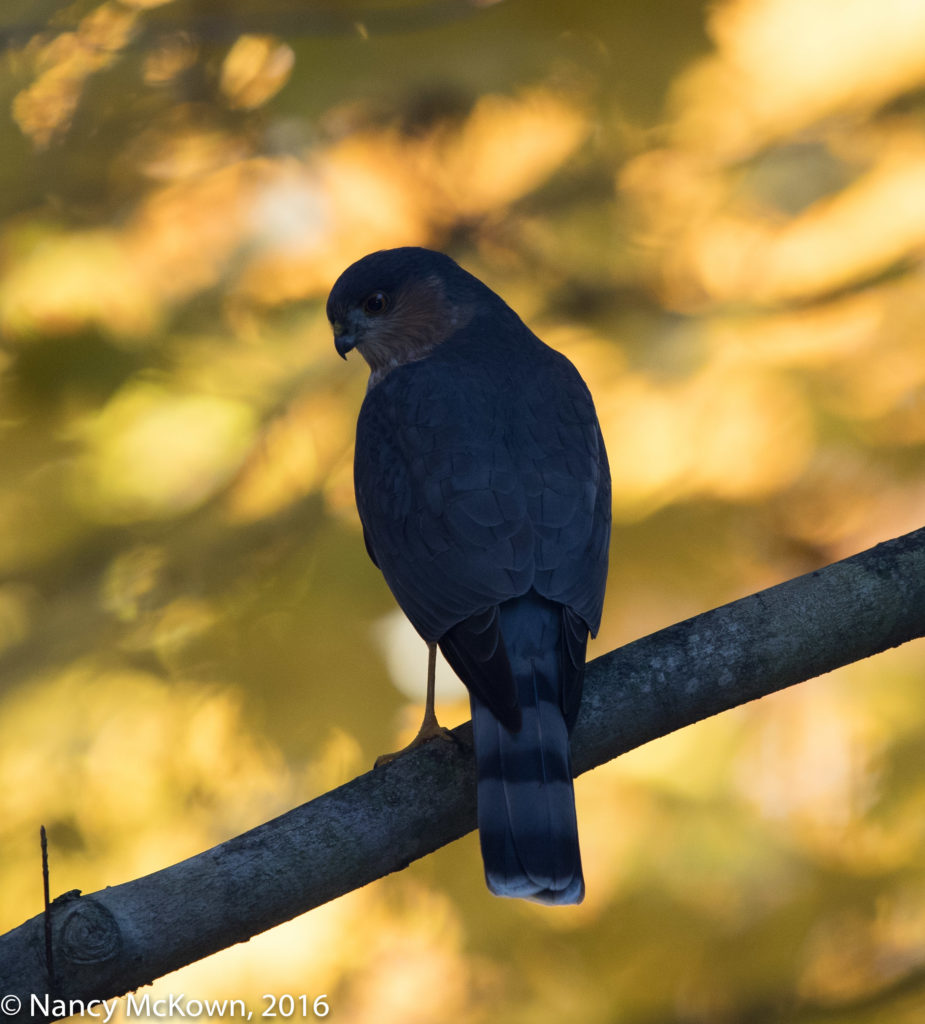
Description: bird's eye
xmin=362 ymin=291 xmax=389 ymax=316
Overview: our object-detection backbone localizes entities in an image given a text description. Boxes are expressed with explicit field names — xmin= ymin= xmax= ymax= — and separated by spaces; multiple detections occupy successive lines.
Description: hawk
xmin=328 ymin=247 xmax=610 ymax=904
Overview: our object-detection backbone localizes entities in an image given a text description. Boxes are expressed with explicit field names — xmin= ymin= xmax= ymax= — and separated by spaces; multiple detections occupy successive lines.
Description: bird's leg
xmin=374 ymin=643 xmax=458 ymax=767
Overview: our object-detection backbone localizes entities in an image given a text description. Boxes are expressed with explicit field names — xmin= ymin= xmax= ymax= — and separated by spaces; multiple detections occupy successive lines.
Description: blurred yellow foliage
xmin=227 ymin=391 xmax=353 ymax=521
xmin=220 ymin=35 xmax=295 ymax=111
xmin=3 ymin=84 xmax=587 ymax=341
xmin=675 ymin=0 xmax=925 ymax=154
xmin=72 ymin=383 xmax=257 ymax=521
xmin=13 ymin=3 xmax=140 ymax=147
xmin=693 ymin=142 xmax=925 ymax=305
xmin=0 ymin=584 xmax=35 ymax=656
xmin=421 ymin=88 xmax=589 ymax=218
xmin=799 ymin=891 xmax=925 ymax=1007
xmin=143 ymin=32 xmax=198 ymax=85
xmin=552 ymin=327 xmax=812 ymax=516
xmin=0 ymin=227 xmax=159 ymax=341
xmin=101 ymin=544 xmax=169 ymax=623
xmin=0 ymin=665 xmax=292 ymax=926
xmin=128 ymin=107 xmax=253 ymax=182
xmin=341 ymin=884 xmax=471 ymax=1024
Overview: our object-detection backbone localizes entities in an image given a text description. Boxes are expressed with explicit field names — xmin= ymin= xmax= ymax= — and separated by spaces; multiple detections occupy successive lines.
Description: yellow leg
xmin=375 ymin=643 xmax=457 ymax=767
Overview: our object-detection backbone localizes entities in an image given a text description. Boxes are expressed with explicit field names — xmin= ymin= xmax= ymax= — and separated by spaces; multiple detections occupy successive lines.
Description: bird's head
xmin=327 ymin=247 xmax=481 ymax=387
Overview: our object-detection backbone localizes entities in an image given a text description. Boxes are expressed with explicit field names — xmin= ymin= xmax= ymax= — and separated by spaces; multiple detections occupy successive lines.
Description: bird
xmin=328 ymin=247 xmax=610 ymax=904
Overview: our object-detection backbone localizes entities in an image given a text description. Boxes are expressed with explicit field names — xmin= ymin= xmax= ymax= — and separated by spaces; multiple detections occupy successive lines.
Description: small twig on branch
xmin=1 ymin=527 xmax=923 ymax=1010
xmin=40 ymin=825 xmax=54 ymax=995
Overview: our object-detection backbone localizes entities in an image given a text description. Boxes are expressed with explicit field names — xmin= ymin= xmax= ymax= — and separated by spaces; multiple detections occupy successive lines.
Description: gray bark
xmin=1 ymin=526 xmax=924 ymax=1010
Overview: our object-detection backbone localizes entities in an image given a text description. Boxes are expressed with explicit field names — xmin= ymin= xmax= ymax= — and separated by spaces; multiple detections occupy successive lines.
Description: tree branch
xmin=2 ymin=527 xmax=924 ymax=1009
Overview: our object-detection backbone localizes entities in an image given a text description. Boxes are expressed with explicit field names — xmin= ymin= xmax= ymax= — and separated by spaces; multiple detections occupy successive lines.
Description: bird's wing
xmin=514 ymin=343 xmax=611 ymax=635
xmin=354 ymin=348 xmax=532 ymax=628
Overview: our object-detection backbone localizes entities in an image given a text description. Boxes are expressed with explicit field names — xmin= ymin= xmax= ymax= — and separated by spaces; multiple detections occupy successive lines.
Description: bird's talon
xmin=374 ymin=722 xmax=457 ymax=767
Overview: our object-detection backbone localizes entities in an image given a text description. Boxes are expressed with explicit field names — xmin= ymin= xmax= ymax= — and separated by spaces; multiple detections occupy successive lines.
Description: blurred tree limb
xmin=1 ymin=526 xmax=924 ymax=1009
xmin=0 ymin=0 xmax=499 ymax=50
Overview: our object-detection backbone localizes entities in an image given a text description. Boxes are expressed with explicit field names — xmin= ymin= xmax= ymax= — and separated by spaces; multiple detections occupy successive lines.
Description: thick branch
xmin=2 ymin=527 xmax=924 ymax=1007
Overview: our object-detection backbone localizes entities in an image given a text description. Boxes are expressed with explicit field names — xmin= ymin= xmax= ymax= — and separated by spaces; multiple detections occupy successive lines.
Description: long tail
xmin=470 ymin=592 xmax=584 ymax=905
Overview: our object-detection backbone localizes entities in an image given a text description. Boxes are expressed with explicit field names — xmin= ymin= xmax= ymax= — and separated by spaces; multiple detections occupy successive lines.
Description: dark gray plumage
xmin=328 ymin=247 xmax=610 ymax=904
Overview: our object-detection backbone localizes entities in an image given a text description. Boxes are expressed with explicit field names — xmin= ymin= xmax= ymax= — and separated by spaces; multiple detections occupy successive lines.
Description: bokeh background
xmin=1 ymin=0 xmax=925 ymax=1019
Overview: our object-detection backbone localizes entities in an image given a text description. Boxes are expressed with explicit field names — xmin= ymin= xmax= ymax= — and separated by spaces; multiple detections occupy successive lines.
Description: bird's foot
xmin=374 ymin=715 xmax=459 ymax=767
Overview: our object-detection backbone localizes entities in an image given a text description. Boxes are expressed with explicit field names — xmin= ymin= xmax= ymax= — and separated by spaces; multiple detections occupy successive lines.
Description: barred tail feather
xmin=471 ymin=593 xmax=584 ymax=905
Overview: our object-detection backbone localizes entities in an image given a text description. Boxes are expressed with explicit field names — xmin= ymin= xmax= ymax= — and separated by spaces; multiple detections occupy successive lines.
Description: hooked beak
xmin=332 ymin=320 xmax=358 ymax=360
